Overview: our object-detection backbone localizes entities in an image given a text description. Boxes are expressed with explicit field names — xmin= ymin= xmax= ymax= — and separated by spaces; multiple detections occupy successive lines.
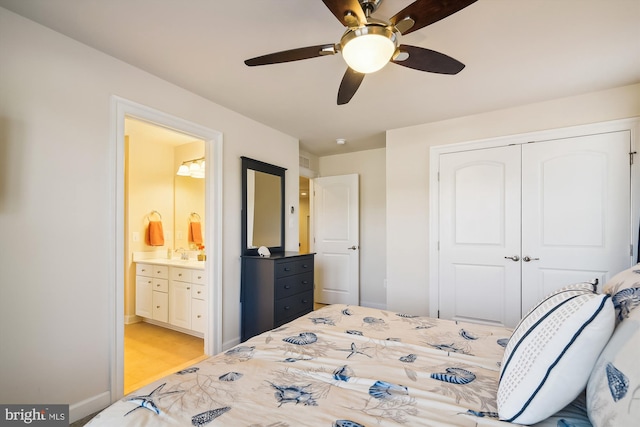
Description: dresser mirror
xmin=241 ymin=157 xmax=286 ymax=255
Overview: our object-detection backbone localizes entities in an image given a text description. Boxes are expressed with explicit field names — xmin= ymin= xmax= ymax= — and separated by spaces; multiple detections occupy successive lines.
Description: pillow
xmin=602 ymin=263 xmax=640 ymax=324
xmin=586 ymin=306 xmax=640 ymax=426
xmin=497 ymin=283 xmax=615 ymax=424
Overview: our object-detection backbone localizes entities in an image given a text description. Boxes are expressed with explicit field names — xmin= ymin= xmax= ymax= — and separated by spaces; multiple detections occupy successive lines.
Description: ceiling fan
xmin=244 ymin=0 xmax=477 ymax=105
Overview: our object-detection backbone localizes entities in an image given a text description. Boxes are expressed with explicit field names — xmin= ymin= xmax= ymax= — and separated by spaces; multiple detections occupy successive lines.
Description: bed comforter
xmin=87 ymin=304 xmax=589 ymax=426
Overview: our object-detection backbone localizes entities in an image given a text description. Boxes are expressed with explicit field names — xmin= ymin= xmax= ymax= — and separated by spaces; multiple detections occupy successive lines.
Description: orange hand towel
xmin=146 ymin=221 xmax=165 ymax=246
xmin=189 ymin=221 xmax=203 ymax=245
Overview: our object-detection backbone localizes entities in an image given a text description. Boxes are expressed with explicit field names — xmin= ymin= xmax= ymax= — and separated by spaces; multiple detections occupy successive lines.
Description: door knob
xmin=348 ymin=245 xmax=359 ymax=250
xmin=523 ymin=256 xmax=540 ymax=262
xmin=504 ymin=255 xmax=520 ymax=262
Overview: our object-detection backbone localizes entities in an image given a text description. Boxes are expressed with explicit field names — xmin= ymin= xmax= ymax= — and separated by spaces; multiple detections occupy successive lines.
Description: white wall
xmin=0 ymin=8 xmax=299 ymax=421
xmin=386 ymin=83 xmax=640 ymax=315
xmin=319 ymin=148 xmax=386 ymax=309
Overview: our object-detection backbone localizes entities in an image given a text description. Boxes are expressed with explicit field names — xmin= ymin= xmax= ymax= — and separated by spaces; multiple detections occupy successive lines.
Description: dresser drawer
xmin=274 ymin=272 xmax=314 ymax=299
xmin=274 ymin=290 xmax=313 ymax=324
xmin=274 ymin=256 xmax=314 ymax=278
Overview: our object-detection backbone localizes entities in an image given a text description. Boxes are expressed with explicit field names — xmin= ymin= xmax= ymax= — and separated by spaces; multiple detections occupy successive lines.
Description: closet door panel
xmin=521 ymin=131 xmax=631 ymax=313
xmin=439 ymin=145 xmax=522 ymax=327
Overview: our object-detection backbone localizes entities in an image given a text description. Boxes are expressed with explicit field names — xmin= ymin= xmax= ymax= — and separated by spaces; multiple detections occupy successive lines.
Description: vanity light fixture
xmin=176 ymin=157 xmax=205 ymax=178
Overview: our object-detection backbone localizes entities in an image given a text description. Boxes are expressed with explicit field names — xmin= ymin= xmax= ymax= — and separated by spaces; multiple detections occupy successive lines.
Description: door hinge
xmin=631 ymin=244 xmax=634 ymax=257
xmin=437 ymin=310 xmax=440 ymax=319
xmin=630 ymin=151 xmax=637 ymax=165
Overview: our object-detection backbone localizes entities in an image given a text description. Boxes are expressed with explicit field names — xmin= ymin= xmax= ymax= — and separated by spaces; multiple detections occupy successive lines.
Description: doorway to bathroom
xmin=111 ymin=96 xmax=223 ymax=400
xmin=123 ymin=118 xmax=207 ymax=393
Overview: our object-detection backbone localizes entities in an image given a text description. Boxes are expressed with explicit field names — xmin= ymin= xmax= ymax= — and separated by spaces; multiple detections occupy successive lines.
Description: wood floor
xmin=124 ymin=322 xmax=206 ymax=395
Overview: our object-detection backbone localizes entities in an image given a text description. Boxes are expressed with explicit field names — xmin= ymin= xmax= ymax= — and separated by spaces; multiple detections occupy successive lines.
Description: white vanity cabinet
xmin=136 ymin=263 xmax=169 ymax=322
xmin=135 ymin=261 xmax=206 ymax=337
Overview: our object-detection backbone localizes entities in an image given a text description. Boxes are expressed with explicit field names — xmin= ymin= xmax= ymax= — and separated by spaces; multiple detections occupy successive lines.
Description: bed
xmin=87 ymin=268 xmax=640 ymax=427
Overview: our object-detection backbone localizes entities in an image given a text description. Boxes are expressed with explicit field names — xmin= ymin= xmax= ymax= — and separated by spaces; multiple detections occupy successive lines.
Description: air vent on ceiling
xmin=299 ymin=155 xmax=310 ymax=169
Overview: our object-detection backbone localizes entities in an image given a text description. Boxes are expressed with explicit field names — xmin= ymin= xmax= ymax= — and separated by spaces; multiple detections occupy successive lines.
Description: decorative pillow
xmin=602 ymin=263 xmax=640 ymax=324
xmin=532 ymin=392 xmax=593 ymax=427
xmin=497 ymin=283 xmax=615 ymax=424
xmin=586 ymin=306 xmax=640 ymax=426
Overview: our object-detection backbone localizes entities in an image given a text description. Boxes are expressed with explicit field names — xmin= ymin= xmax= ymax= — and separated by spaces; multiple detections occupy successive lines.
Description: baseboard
xmin=359 ymin=300 xmax=387 ymax=310
xmin=124 ymin=314 xmax=141 ymax=325
xmin=222 ymin=336 xmax=240 ymax=351
xmin=69 ymin=391 xmax=111 ymax=423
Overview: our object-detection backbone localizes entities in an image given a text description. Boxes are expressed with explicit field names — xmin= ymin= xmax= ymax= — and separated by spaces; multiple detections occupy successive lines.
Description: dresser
xmin=241 ymin=252 xmax=315 ymax=341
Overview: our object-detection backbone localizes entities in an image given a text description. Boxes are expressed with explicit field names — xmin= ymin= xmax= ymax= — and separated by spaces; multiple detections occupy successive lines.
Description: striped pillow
xmin=497 ymin=283 xmax=614 ymax=424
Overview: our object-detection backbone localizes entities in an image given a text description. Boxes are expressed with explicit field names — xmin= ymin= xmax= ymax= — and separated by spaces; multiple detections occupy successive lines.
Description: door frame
xmin=429 ymin=117 xmax=640 ymax=318
xmin=109 ymin=96 xmax=224 ymax=402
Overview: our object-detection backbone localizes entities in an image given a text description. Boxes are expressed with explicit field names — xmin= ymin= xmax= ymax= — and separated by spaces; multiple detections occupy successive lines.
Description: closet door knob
xmin=523 ymin=256 xmax=540 ymax=262
xmin=504 ymin=255 xmax=520 ymax=262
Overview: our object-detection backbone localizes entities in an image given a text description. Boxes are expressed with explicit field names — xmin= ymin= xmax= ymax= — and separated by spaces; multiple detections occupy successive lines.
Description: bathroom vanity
xmin=135 ymin=258 xmax=207 ymax=337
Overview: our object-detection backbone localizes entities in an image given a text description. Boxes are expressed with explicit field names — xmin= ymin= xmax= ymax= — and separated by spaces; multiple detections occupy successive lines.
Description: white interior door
xmin=439 ymin=146 xmax=522 ymax=327
xmin=521 ymin=131 xmax=632 ymax=313
xmin=314 ymin=174 xmax=359 ymax=305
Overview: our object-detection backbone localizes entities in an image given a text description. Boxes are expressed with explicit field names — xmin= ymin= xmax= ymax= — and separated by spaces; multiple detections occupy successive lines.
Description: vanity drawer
xmin=171 ymin=267 xmax=192 ymax=282
xmin=191 ymin=284 xmax=206 ymax=300
xmin=191 ymin=270 xmax=207 ymax=285
xmin=136 ymin=263 xmax=153 ymax=277
xmin=136 ymin=263 xmax=168 ymax=279
xmin=274 ymin=272 xmax=314 ymax=299
xmin=274 ymin=256 xmax=314 ymax=278
xmin=274 ymin=290 xmax=313 ymax=325
xmin=153 ymin=278 xmax=168 ymax=293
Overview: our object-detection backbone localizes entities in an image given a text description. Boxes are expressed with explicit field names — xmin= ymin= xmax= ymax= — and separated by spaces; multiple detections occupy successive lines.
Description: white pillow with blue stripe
xmin=497 ymin=283 xmax=614 ymax=424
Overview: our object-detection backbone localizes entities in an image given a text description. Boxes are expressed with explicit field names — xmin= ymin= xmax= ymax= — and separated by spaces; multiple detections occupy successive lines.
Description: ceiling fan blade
xmin=392 ymin=45 xmax=465 ymax=74
xmin=337 ymin=67 xmax=365 ymax=105
xmin=322 ymin=0 xmax=367 ymax=27
xmin=390 ymin=0 xmax=477 ymax=35
xmin=245 ymin=44 xmax=336 ymax=66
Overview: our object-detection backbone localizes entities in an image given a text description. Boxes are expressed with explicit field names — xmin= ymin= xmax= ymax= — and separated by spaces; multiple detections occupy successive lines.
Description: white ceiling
xmin=2 ymin=0 xmax=639 ymax=156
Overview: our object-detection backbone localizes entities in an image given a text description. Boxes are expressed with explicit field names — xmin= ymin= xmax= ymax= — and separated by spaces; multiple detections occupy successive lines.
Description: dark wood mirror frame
xmin=241 ymin=156 xmax=286 ymax=256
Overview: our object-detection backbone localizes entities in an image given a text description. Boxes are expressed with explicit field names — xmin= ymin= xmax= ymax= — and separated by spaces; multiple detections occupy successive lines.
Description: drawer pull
xmin=284 ymin=305 xmax=290 ymax=310
xmin=178 ymin=273 xmax=183 ymax=277
xmin=302 ymin=264 xmax=308 ymax=268
xmin=156 ymin=270 xmax=161 ymax=274
xmin=301 ymin=281 xmax=308 ymax=285
xmin=147 ymin=280 xmax=152 ymax=284
xmin=302 ymin=299 xmax=309 ymax=304
xmin=156 ymin=305 xmax=160 ymax=309
xmin=284 ymin=285 xmax=291 ymax=289
xmin=284 ymin=267 xmax=291 ymax=272
xmin=197 ymin=315 xmax=202 ymax=318
xmin=197 ymin=275 xmax=202 ymax=279
xmin=156 ymin=284 xmax=161 ymax=287
xmin=187 ymin=287 xmax=191 ymax=290
xmin=141 ymin=269 xmax=146 ymax=272
xmin=197 ymin=291 xmax=202 ymax=295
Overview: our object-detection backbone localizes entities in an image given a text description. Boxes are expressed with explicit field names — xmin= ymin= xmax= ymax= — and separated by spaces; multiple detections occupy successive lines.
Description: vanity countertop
xmin=136 ymin=258 xmax=205 ymax=270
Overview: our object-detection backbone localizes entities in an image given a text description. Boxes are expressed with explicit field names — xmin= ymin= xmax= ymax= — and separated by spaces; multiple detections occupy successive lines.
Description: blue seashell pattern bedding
xmin=86 ymin=304 xmax=593 ymax=426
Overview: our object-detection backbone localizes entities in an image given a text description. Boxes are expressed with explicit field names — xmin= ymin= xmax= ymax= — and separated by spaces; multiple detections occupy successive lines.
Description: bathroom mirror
xmin=241 ymin=156 xmax=286 ymax=256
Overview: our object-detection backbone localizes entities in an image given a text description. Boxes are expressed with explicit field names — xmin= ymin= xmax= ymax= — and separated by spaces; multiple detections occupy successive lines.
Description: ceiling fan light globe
xmin=341 ymin=25 xmax=397 ymax=74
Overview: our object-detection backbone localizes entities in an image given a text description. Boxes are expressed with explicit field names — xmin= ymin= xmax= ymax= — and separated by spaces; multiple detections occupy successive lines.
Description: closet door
xmin=520 ymin=131 xmax=631 ymax=313
xmin=439 ymin=145 xmax=522 ymax=327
